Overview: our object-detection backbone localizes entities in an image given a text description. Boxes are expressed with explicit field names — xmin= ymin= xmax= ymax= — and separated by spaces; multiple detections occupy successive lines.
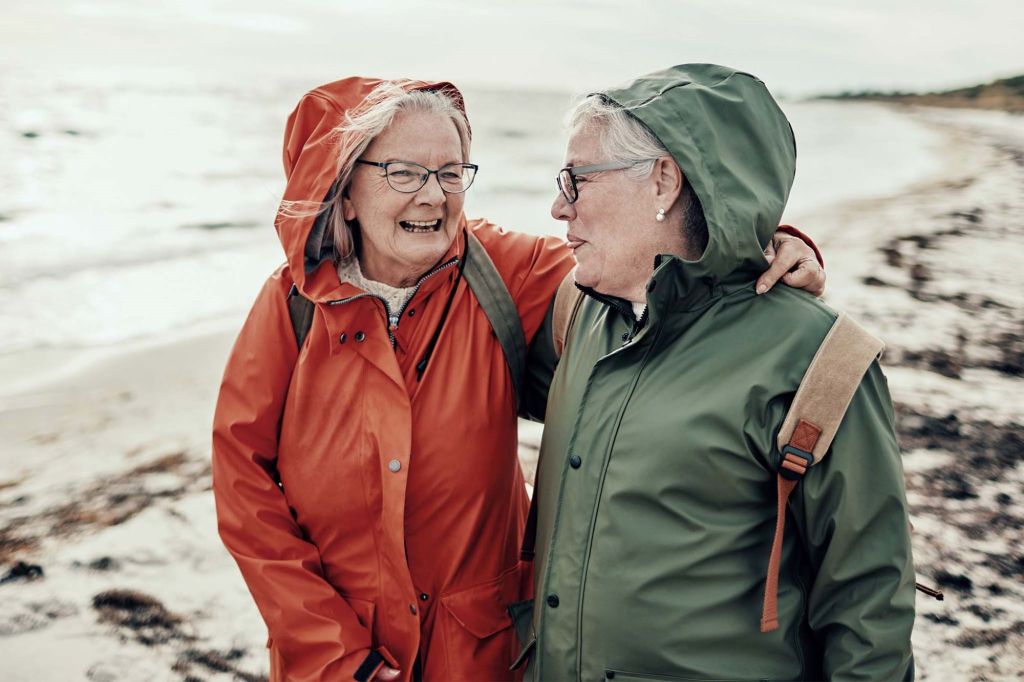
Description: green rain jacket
xmin=522 ymin=65 xmax=916 ymax=681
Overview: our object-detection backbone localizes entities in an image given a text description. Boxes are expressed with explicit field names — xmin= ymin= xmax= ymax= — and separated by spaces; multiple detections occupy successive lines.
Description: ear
xmin=652 ymin=156 xmax=684 ymax=209
xmin=341 ymin=187 xmax=356 ymax=222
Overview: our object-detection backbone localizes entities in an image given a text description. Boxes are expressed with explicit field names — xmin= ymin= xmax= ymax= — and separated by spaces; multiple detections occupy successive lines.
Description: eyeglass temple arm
xmin=566 ymin=160 xmax=635 ymax=175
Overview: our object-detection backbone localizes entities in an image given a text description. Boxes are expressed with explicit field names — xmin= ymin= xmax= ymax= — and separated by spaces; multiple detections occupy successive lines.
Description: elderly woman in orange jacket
xmin=211 ymin=77 xmax=824 ymax=682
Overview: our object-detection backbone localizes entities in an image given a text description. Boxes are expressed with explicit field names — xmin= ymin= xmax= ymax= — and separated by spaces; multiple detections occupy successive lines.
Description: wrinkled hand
xmin=756 ymin=231 xmax=826 ymax=297
xmin=374 ymin=666 xmax=401 ymax=681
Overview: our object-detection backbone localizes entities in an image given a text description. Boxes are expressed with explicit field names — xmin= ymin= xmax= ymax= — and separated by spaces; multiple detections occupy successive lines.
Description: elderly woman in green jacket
xmin=521 ymin=64 xmax=916 ymax=681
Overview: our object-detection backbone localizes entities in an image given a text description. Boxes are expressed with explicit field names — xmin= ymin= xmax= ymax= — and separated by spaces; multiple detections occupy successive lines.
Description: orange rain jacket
xmin=211 ymin=77 xmax=573 ymax=681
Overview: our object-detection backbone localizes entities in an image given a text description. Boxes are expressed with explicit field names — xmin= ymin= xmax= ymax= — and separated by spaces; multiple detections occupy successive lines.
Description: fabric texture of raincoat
xmin=524 ymin=65 xmax=916 ymax=681
xmin=211 ymin=77 xmax=574 ymax=681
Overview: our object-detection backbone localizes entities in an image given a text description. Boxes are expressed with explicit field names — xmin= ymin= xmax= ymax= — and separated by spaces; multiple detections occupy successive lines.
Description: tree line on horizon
xmin=817 ymin=74 xmax=1024 ymax=112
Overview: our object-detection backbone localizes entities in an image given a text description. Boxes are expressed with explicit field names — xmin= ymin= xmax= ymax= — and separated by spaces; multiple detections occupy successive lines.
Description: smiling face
xmin=342 ymin=109 xmax=466 ymax=287
xmin=552 ymin=125 xmax=685 ymax=302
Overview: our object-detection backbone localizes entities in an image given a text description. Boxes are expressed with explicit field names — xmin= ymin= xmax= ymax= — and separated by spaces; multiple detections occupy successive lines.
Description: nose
xmin=415 ymin=174 xmax=446 ymax=206
xmin=551 ymin=190 xmax=574 ymax=222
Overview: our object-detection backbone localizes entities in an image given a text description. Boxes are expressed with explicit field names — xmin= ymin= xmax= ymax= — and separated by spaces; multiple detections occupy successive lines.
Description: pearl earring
xmin=656 ymin=208 xmax=666 ymax=222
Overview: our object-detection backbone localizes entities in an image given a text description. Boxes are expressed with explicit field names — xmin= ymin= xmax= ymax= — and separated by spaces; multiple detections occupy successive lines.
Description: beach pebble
xmin=0 ymin=561 xmax=44 ymax=584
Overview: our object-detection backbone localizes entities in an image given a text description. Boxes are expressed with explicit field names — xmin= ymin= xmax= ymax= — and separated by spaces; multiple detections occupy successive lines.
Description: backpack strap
xmin=552 ymin=269 xmax=584 ymax=358
xmin=760 ymin=313 xmax=884 ymax=633
xmin=462 ymin=230 xmax=528 ymax=411
xmin=287 ymin=283 xmax=316 ymax=350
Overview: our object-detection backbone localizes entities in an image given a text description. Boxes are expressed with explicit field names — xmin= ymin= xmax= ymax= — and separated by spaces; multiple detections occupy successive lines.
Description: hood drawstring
xmin=415 ymin=231 xmax=469 ymax=381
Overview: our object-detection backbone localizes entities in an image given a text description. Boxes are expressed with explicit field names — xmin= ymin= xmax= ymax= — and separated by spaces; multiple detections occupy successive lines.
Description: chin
xmin=400 ymin=230 xmax=456 ymax=264
xmin=572 ymin=263 xmax=598 ymax=290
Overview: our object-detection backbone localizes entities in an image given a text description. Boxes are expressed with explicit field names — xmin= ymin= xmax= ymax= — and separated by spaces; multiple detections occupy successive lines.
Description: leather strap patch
xmin=790 ymin=419 xmax=822 ymax=453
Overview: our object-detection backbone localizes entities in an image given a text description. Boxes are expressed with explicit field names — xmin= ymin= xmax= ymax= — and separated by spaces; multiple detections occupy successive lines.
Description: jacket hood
xmin=599 ymin=64 xmax=796 ymax=301
xmin=275 ymin=77 xmax=469 ymax=300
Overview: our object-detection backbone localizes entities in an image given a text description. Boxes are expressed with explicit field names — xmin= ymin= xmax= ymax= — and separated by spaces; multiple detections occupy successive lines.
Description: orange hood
xmin=275 ymin=77 xmax=469 ymax=300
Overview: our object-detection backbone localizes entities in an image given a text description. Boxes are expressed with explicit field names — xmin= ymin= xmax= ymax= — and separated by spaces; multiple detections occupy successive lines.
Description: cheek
xmin=365 ymin=195 xmax=409 ymax=230
xmin=445 ymin=194 xmax=465 ymax=221
xmin=577 ymin=199 xmax=612 ymax=243
xmin=352 ymin=180 xmax=403 ymax=220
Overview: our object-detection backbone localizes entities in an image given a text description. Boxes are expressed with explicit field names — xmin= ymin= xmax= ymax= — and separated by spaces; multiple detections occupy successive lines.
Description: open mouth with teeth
xmin=399 ymin=219 xmax=443 ymax=233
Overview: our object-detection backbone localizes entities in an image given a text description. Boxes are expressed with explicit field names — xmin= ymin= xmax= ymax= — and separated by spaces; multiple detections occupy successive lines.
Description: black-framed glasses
xmin=556 ymin=160 xmax=649 ymax=204
xmin=356 ymin=159 xmax=479 ymax=194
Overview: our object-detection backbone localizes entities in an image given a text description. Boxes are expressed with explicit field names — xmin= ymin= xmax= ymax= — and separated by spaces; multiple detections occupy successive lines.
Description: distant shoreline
xmin=816 ymin=94 xmax=1024 ymax=113
xmin=814 ymin=75 xmax=1024 ymax=113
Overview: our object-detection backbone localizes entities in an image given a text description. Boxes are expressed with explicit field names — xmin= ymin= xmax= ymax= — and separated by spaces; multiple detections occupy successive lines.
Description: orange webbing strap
xmin=761 ymin=418 xmax=821 ymax=632
xmin=761 ymin=475 xmax=799 ymax=632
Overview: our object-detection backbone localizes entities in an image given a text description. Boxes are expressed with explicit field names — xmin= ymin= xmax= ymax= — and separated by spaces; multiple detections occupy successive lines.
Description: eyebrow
xmin=382 ymin=157 xmax=465 ymax=166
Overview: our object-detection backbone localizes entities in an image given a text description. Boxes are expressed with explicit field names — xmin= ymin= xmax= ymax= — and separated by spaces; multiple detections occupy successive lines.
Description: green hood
xmin=600 ymin=63 xmax=796 ymax=294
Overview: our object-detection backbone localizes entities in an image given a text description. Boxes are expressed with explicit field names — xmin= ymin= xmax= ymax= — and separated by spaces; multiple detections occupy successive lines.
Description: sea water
xmin=0 ymin=75 xmax=948 ymax=362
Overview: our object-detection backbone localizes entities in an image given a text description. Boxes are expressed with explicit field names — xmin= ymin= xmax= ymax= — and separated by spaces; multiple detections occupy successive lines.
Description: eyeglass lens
xmin=386 ymin=162 xmax=476 ymax=193
xmin=557 ymin=169 xmax=578 ymax=204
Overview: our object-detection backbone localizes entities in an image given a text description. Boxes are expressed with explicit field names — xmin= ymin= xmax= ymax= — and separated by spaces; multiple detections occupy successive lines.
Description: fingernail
xmin=756 ymin=284 xmax=768 ymax=295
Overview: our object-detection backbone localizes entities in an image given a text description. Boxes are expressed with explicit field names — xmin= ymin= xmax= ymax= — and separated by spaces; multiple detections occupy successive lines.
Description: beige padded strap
xmin=552 ymin=269 xmax=584 ymax=358
xmin=776 ymin=313 xmax=884 ymax=464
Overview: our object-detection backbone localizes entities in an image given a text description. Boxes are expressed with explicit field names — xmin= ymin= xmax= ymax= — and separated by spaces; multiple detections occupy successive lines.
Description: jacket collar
xmin=579 ymin=251 xmax=722 ymax=332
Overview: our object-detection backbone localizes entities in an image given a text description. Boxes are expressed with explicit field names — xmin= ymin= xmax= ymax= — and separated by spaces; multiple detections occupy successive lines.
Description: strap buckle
xmin=779 ymin=444 xmax=813 ymax=481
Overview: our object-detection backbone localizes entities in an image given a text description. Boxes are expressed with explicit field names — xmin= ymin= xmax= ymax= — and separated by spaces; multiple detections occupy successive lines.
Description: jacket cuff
xmin=777 ymin=224 xmax=824 ymax=269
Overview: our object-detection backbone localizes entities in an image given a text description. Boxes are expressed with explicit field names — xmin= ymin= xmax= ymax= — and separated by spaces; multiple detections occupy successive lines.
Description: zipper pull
xmin=388 ymin=314 xmax=399 ymax=331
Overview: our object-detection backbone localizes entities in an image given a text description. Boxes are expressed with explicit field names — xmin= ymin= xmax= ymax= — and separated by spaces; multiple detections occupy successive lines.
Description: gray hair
xmin=568 ymin=95 xmax=708 ymax=258
xmin=281 ymin=83 xmax=471 ymax=261
xmin=568 ymin=95 xmax=668 ymax=180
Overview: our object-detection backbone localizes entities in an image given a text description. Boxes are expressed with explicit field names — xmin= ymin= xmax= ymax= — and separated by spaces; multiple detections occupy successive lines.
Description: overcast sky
xmin=3 ymin=0 xmax=1022 ymax=96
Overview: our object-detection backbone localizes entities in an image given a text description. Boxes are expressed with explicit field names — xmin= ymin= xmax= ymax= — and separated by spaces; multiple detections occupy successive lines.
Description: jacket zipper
xmin=327 ymin=258 xmax=459 ymax=347
xmin=581 ymin=288 xmax=647 ymax=344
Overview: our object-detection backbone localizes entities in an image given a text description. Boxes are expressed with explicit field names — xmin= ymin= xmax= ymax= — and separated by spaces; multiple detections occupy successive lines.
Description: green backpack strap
xmin=287 ymin=283 xmax=316 ymax=350
xmin=463 ymin=230 xmax=527 ymax=410
xmin=285 ymin=232 xmax=527 ymax=408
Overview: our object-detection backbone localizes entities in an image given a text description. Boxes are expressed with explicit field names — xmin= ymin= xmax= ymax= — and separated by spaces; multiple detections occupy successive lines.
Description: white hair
xmin=567 ymin=94 xmax=708 ymax=257
xmin=281 ymin=83 xmax=471 ymax=261
xmin=567 ymin=95 xmax=668 ymax=180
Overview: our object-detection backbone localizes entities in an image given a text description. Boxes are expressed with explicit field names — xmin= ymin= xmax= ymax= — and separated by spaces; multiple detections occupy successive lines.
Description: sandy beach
xmin=1 ymin=101 xmax=1022 ymax=681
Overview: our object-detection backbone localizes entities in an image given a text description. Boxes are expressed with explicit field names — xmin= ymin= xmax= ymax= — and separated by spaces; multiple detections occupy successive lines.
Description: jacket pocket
xmin=266 ymin=596 xmax=377 ymax=682
xmin=439 ymin=565 xmax=520 ymax=681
